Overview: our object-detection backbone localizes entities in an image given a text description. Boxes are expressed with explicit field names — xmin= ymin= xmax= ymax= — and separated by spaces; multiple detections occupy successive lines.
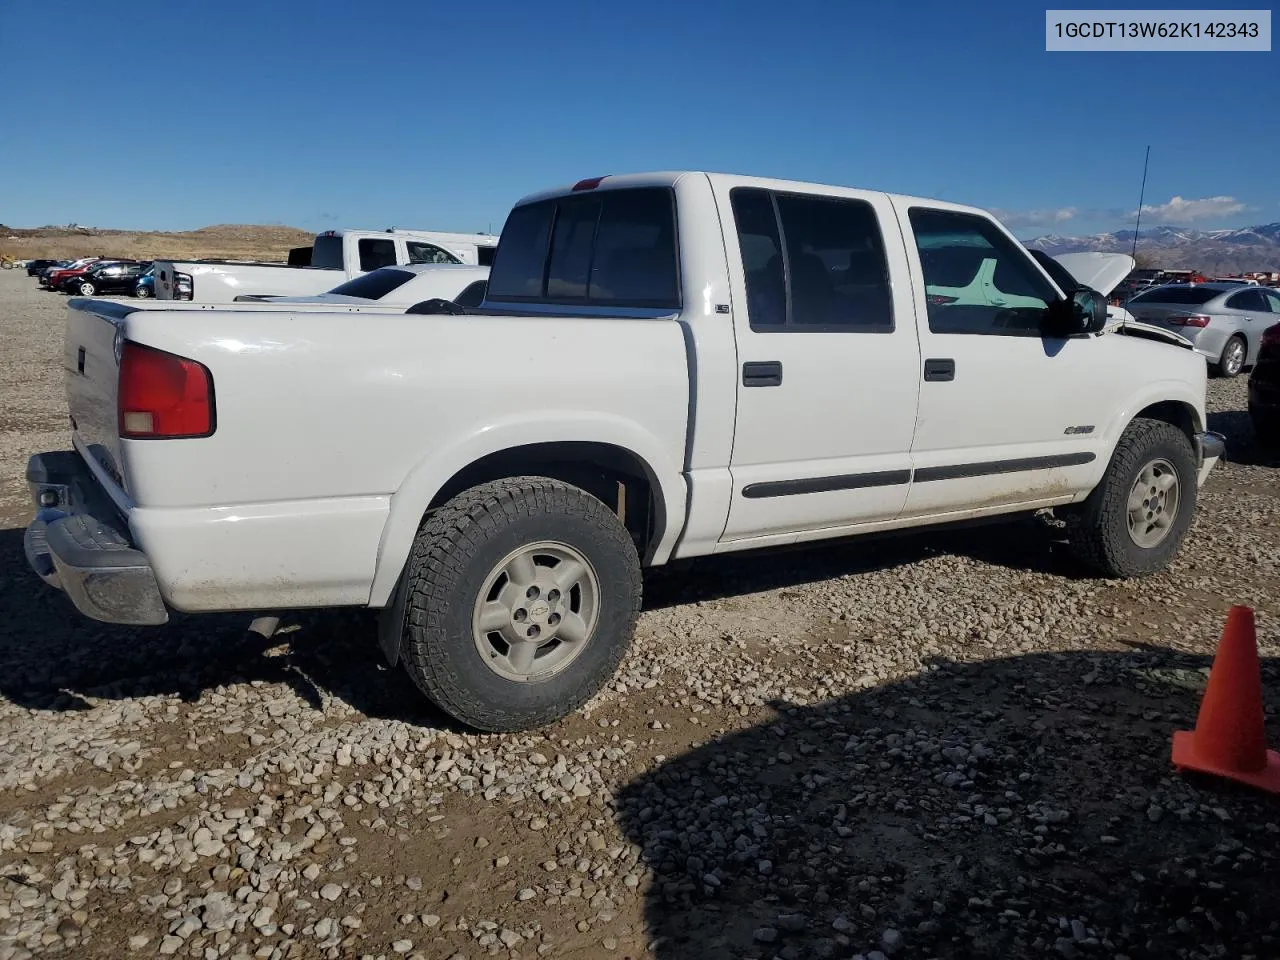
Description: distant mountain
xmin=1024 ymin=222 xmax=1280 ymax=274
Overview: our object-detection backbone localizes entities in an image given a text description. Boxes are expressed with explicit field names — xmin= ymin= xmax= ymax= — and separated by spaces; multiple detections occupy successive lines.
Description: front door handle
xmin=743 ymin=361 xmax=783 ymax=387
xmin=923 ymin=358 xmax=955 ymax=382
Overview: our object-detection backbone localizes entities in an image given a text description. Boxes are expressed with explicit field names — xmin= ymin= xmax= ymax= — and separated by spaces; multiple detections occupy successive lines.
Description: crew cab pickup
xmin=24 ymin=170 xmax=1224 ymax=733
xmin=152 ymin=227 xmax=499 ymax=303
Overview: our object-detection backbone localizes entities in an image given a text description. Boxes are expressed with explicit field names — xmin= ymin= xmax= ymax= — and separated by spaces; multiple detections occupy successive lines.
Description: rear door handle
xmin=923 ymin=358 xmax=955 ymax=382
xmin=743 ymin=361 xmax=783 ymax=387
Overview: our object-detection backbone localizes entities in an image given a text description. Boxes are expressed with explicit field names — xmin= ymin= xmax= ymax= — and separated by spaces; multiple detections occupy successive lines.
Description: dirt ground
xmin=0 ymin=269 xmax=1277 ymax=960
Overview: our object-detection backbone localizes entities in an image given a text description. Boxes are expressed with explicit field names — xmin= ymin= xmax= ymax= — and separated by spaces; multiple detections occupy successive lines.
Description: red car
xmin=42 ymin=258 xmax=105 ymax=290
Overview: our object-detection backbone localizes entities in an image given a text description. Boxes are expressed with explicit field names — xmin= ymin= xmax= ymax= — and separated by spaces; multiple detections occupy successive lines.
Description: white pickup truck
xmin=25 ymin=170 xmax=1224 ymax=733
xmin=153 ymin=227 xmax=499 ymax=303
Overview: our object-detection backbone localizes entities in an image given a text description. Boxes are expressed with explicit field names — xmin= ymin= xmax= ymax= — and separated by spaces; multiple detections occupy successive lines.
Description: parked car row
xmin=28 ymin=257 xmax=176 ymax=298
xmin=1120 ymin=282 xmax=1280 ymax=378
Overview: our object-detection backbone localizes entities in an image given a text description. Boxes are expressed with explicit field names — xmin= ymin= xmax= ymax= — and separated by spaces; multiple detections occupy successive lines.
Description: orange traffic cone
xmin=1172 ymin=605 xmax=1280 ymax=794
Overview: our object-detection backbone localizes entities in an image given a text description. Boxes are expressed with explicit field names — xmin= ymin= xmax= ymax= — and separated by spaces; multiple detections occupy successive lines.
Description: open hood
xmin=1053 ymin=252 xmax=1135 ymax=297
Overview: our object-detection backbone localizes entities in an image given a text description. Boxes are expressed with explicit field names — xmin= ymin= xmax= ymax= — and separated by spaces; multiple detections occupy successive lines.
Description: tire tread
xmin=398 ymin=477 xmax=641 ymax=732
xmin=1066 ymin=417 xmax=1197 ymax=578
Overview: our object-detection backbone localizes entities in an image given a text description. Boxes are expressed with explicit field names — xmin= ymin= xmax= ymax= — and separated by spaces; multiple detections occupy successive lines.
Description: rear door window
xmin=358 ymin=238 xmax=397 ymax=272
xmin=730 ymin=187 xmax=894 ymax=331
xmin=1226 ymin=290 xmax=1267 ymax=311
xmin=407 ymin=242 xmax=462 ymax=265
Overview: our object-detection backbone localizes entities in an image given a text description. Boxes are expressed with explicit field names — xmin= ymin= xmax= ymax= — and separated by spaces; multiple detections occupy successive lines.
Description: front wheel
xmin=78 ymin=281 xmax=95 ymax=296
xmin=396 ymin=477 xmax=642 ymax=733
xmin=1065 ymin=417 xmax=1198 ymax=578
xmin=1215 ymin=335 xmax=1246 ymax=378
xmin=135 ymin=284 xmax=151 ymax=298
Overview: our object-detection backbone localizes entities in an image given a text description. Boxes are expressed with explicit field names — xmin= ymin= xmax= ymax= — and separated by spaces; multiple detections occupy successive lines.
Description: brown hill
xmin=0 ymin=223 xmax=314 ymax=263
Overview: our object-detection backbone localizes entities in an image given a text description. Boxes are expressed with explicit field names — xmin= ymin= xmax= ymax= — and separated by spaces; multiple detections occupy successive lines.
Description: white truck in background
xmin=153 ymin=227 xmax=499 ymax=303
xmin=25 ymin=170 xmax=1224 ymax=735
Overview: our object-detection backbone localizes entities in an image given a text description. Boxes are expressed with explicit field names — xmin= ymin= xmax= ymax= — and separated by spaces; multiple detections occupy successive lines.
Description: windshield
xmin=1028 ymin=250 xmax=1080 ymax=293
xmin=1129 ymin=286 xmax=1220 ymax=305
xmin=327 ymin=268 xmax=416 ymax=299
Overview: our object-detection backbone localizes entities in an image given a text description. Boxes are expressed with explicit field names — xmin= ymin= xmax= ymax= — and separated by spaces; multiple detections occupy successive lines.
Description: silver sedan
xmin=1125 ymin=283 xmax=1280 ymax=377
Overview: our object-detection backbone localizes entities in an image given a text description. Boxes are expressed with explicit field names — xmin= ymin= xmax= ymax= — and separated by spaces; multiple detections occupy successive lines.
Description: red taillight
xmin=118 ymin=341 xmax=215 ymax=439
xmin=572 ymin=176 xmax=608 ymax=191
xmin=1167 ymin=314 xmax=1211 ymax=328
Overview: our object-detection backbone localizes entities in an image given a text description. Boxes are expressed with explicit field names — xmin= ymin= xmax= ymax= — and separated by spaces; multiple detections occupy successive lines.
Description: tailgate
xmin=64 ymin=298 xmax=129 ymax=497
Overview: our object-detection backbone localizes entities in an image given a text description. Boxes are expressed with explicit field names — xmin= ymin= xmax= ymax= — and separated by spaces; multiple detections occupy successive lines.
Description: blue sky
xmin=1 ymin=0 xmax=1276 ymax=240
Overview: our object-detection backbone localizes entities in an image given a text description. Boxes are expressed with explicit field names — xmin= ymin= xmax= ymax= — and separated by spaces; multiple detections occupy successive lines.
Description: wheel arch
xmin=1131 ymin=399 xmax=1202 ymax=445
xmin=368 ymin=427 xmax=687 ymax=609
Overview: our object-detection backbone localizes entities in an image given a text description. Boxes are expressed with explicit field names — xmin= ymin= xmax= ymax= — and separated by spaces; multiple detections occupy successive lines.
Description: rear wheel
xmin=396 ymin=477 xmax=642 ymax=732
xmin=1215 ymin=335 xmax=1246 ymax=378
xmin=1065 ymin=417 xmax=1198 ymax=578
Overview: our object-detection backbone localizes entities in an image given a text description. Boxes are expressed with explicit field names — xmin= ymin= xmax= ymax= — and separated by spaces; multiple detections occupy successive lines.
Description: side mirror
xmin=1047 ymin=287 xmax=1108 ymax=337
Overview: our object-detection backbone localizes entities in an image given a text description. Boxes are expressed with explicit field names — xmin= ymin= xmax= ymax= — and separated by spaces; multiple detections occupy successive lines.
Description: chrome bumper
xmin=1194 ymin=430 xmax=1226 ymax=486
xmin=24 ymin=451 xmax=169 ymax=626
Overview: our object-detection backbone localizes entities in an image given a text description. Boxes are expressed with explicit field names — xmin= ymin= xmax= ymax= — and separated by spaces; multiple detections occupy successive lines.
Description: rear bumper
xmin=24 ymin=451 xmax=168 ymax=625
xmin=1194 ymin=429 xmax=1226 ymax=486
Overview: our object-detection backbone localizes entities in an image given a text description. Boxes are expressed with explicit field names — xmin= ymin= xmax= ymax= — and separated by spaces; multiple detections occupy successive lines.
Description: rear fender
xmin=367 ymin=412 xmax=687 ymax=609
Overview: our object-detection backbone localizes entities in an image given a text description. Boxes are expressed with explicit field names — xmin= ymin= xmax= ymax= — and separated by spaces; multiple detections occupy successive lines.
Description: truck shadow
xmin=643 ymin=516 xmax=1087 ymax=611
xmin=1207 ymin=409 xmax=1280 ymax=468
xmin=0 ymin=517 xmax=1091 ymax=718
xmin=614 ymin=647 xmax=1280 ymax=960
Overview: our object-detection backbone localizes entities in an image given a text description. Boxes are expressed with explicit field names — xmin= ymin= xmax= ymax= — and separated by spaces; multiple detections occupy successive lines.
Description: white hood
xmin=1053 ymin=252 xmax=1135 ymax=297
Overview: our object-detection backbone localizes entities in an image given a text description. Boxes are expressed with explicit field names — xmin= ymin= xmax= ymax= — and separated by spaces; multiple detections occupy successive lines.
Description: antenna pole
xmin=1131 ymin=145 xmax=1151 ymax=261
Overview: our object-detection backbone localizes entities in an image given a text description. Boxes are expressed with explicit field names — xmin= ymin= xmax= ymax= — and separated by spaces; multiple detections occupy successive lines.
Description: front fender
xmin=1090 ymin=378 xmax=1206 ymax=487
xmin=367 ymin=411 xmax=688 ymax=607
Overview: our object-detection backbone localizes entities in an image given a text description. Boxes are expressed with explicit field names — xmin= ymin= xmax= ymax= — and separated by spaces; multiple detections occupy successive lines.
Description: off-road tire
xmin=398 ymin=477 xmax=641 ymax=733
xmin=1065 ymin=417 xmax=1198 ymax=578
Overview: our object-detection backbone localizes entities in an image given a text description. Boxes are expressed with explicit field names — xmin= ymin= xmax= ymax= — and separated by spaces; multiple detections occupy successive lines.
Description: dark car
xmin=1248 ymin=318 xmax=1280 ymax=447
xmin=60 ymin=260 xmax=147 ymax=296
xmin=25 ymin=258 xmax=59 ymax=277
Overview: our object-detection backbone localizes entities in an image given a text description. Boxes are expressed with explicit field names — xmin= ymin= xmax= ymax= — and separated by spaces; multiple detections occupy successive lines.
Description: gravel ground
xmin=0 ymin=268 xmax=1277 ymax=960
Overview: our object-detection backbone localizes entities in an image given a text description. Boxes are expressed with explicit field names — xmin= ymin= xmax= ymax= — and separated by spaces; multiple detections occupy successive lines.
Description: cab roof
xmin=511 ymin=171 xmax=995 ymax=220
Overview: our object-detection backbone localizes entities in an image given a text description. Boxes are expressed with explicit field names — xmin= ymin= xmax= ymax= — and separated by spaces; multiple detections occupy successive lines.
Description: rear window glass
xmin=311 ymin=236 xmax=344 ymax=269
xmin=486 ymin=202 xmax=556 ymax=299
xmin=1129 ymin=286 xmax=1220 ymax=305
xmin=487 ymin=187 xmax=680 ymax=309
xmin=328 ymin=268 xmax=416 ymax=300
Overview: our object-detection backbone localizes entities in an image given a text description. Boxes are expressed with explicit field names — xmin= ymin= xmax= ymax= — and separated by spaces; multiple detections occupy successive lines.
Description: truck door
xmin=715 ymin=182 xmax=922 ymax=545
xmin=893 ymin=201 xmax=1109 ymax=517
